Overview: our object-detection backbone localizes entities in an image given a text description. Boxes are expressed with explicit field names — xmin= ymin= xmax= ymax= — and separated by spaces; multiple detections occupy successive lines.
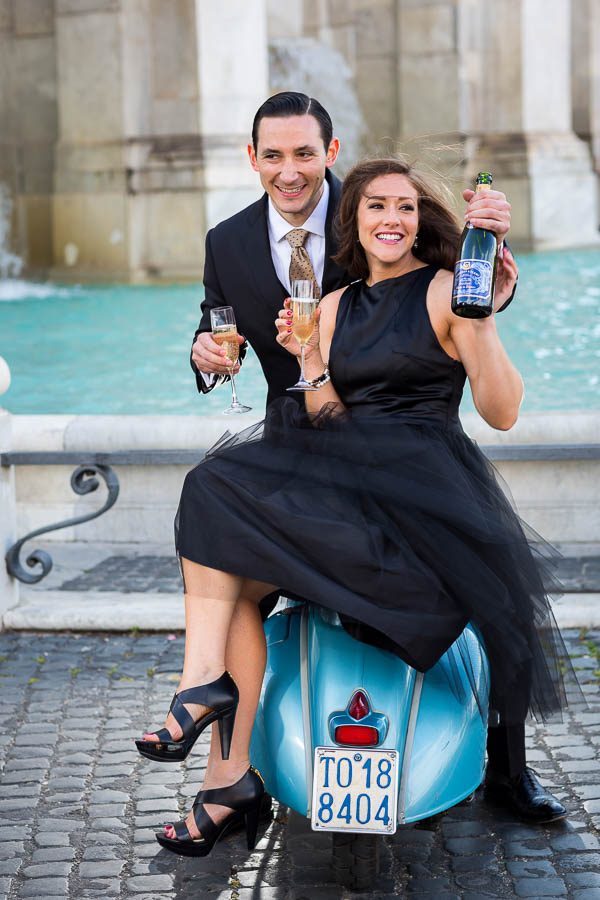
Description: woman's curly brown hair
xmin=333 ymin=157 xmax=462 ymax=279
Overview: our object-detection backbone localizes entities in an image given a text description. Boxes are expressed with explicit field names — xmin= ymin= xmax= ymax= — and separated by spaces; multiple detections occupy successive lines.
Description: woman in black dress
xmin=138 ymin=158 xmax=571 ymax=856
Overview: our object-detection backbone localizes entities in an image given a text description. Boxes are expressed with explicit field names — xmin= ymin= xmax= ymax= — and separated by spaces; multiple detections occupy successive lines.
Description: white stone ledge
xmin=5 ymin=590 xmax=185 ymax=631
xmin=5 ymin=589 xmax=597 ymax=632
xmin=9 ymin=409 xmax=600 ymax=452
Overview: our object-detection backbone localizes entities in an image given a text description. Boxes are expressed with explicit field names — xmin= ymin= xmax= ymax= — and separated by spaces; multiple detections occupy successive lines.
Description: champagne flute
xmin=210 ymin=307 xmax=251 ymax=414
xmin=287 ymin=280 xmax=318 ymax=392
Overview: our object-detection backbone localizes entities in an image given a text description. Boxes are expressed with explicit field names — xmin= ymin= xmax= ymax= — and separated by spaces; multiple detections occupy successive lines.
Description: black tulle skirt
xmin=176 ymin=398 xmax=578 ymax=726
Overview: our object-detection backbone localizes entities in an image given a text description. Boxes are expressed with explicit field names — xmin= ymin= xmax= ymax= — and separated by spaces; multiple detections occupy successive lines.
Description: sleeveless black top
xmin=329 ymin=266 xmax=467 ymax=427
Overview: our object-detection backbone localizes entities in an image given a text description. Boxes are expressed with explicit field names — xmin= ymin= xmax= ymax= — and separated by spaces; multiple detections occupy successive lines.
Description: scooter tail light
xmin=334 ymin=724 xmax=379 ymax=746
xmin=347 ymin=690 xmax=370 ymax=720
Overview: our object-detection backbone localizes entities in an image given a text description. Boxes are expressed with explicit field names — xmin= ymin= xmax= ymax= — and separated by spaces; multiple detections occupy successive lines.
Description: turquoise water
xmin=1 ymin=247 xmax=599 ymax=415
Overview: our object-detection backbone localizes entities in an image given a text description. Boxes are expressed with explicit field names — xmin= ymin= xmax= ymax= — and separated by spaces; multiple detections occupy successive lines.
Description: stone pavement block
xmin=82 ymin=846 xmax=118 ymax=860
xmin=4 ymin=757 xmax=50 ymax=771
xmin=34 ymin=832 xmax=70 ymax=846
xmin=88 ymin=817 xmax=128 ymax=830
xmin=512 ymin=878 xmax=567 ymax=896
xmin=90 ymin=788 xmax=129 ymax=803
xmin=18 ymin=879 xmax=68 ymax=897
xmin=573 ymin=892 xmax=600 ymax=900
xmin=47 ymin=803 xmax=84 ymax=816
xmin=505 ymin=840 xmax=552 ymax=857
xmin=60 ymin=752 xmax=94 ymax=764
xmin=31 ymin=847 xmax=75 ymax=862
xmin=507 ymin=859 xmax=557 ymax=876
xmin=405 ymin=876 xmax=455 ymax=892
xmin=40 ymin=819 xmax=84 ymax=832
xmin=0 ymin=785 xmax=41 ymax=799
xmin=573 ymin=785 xmax=600 ymax=800
xmin=23 ymin=861 xmax=72 ymax=878
xmin=553 ymin=746 xmax=597 ymax=759
xmin=136 ymin=798 xmax=179 ymax=812
xmin=0 ymin=799 xmax=36 ymax=812
xmin=557 ymin=852 xmax=600 ymax=870
xmin=86 ymin=830 xmax=126 ymax=845
xmin=19 ymin=722 xmax=58 ymax=734
xmin=95 ymin=765 xmax=136 ymax=778
xmin=6 ymin=746 xmax=53 ymax=760
xmin=550 ymin=832 xmax=600 ymax=851
xmin=0 ymin=857 xmax=22 ymax=874
xmin=88 ymin=803 xmax=127 ymax=817
xmin=0 ymin=842 xmax=24 ymax=859
xmin=450 ymin=853 xmax=499 ymax=873
xmin=47 ymin=791 xmax=85 ymax=803
xmin=135 ymin=842 xmax=160 ymax=857
xmin=567 ymin=874 xmax=600 ymax=887
xmin=127 ymin=874 xmax=175 ymax=892
xmin=79 ymin=859 xmax=124 ymax=877
xmin=444 ymin=836 xmax=496 ymax=854
xmin=441 ymin=821 xmax=487 ymax=837
xmin=1 ymin=768 xmax=47 ymax=783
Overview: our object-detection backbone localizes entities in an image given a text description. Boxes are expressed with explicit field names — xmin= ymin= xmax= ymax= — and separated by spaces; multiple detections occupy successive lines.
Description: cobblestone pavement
xmin=0 ymin=628 xmax=598 ymax=900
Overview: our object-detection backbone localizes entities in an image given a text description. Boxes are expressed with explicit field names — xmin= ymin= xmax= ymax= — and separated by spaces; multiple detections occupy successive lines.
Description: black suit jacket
xmin=191 ymin=170 xmax=349 ymax=407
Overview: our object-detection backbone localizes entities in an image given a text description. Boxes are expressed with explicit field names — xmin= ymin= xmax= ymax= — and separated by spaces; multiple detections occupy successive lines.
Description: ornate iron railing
xmin=2 ymin=444 xmax=599 ymax=585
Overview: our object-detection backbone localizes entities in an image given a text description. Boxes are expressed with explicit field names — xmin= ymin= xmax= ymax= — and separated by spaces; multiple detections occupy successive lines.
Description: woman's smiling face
xmin=357 ymin=174 xmax=420 ymax=272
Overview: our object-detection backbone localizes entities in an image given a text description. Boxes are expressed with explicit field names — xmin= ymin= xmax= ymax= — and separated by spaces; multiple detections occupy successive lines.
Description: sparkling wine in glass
xmin=210 ymin=306 xmax=251 ymax=414
xmin=287 ymin=280 xmax=318 ymax=392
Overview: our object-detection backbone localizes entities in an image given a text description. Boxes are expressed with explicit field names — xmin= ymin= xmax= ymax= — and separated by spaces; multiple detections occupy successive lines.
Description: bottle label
xmin=452 ymin=259 xmax=493 ymax=300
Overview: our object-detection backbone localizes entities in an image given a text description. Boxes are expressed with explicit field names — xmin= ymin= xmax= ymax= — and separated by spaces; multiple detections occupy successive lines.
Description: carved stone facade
xmin=0 ymin=0 xmax=598 ymax=280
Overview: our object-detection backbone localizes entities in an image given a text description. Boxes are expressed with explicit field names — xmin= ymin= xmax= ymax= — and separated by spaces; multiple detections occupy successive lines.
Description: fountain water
xmin=0 ymin=183 xmax=23 ymax=281
xmin=269 ymin=38 xmax=366 ymax=173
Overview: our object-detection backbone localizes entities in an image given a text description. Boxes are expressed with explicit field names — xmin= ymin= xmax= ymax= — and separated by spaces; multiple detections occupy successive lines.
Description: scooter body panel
xmin=250 ymin=602 xmax=489 ymax=825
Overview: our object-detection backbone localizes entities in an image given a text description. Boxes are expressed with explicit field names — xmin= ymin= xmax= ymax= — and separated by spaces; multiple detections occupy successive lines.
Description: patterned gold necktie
xmin=285 ymin=228 xmax=321 ymax=299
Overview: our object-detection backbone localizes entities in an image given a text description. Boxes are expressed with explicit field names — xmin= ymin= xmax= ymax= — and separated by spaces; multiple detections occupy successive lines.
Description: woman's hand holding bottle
xmin=493 ymin=244 xmax=519 ymax=313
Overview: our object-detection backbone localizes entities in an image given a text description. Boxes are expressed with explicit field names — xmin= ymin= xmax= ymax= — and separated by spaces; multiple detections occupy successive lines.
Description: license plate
xmin=311 ymin=747 xmax=399 ymax=834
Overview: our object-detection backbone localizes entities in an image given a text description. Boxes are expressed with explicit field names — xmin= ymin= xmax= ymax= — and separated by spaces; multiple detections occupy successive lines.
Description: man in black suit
xmin=191 ymin=94 xmax=348 ymax=404
xmin=189 ymin=91 xmax=565 ymax=824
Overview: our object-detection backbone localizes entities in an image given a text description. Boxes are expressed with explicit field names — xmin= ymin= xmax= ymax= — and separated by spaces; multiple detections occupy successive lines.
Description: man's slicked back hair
xmin=252 ymin=91 xmax=333 ymax=152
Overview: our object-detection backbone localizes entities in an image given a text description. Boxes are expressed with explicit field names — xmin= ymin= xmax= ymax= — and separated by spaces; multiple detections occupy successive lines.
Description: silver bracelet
xmin=307 ymin=364 xmax=330 ymax=388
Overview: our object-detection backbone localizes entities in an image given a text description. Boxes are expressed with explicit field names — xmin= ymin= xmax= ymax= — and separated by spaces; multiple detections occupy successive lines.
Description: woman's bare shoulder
xmin=319 ymin=284 xmax=351 ymax=325
xmin=429 ymin=268 xmax=454 ymax=296
xmin=320 ymin=285 xmax=350 ymax=309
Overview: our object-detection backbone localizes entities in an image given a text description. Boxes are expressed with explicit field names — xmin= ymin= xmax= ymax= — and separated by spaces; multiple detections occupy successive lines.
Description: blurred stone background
xmin=0 ymin=0 xmax=599 ymax=282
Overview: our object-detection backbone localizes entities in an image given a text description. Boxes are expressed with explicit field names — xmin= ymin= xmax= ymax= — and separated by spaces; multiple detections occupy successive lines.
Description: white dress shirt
xmin=267 ymin=178 xmax=329 ymax=294
xmin=201 ymin=180 xmax=330 ymax=386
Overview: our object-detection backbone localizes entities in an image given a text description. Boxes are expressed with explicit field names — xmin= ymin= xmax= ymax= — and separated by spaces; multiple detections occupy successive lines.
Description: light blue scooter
xmin=250 ymin=599 xmax=490 ymax=890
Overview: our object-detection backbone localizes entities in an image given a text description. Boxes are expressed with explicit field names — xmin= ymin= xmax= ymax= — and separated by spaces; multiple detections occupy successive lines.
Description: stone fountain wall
xmin=0 ymin=0 xmax=599 ymax=280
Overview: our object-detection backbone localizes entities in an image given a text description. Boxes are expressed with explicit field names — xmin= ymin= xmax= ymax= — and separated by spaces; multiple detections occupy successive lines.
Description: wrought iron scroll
xmin=5 ymin=464 xmax=120 ymax=584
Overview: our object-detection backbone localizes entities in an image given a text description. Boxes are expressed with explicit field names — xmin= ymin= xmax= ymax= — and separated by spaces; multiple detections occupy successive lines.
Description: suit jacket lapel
xmin=322 ymin=171 xmax=347 ymax=294
xmin=239 ymin=195 xmax=287 ymax=308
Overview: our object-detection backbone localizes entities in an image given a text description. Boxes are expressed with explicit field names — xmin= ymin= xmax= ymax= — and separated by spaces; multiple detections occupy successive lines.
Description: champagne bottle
xmin=451 ymin=172 xmax=498 ymax=318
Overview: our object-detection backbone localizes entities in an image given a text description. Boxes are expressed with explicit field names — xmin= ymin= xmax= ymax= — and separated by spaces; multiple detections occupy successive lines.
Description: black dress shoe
xmin=483 ymin=766 xmax=567 ymax=823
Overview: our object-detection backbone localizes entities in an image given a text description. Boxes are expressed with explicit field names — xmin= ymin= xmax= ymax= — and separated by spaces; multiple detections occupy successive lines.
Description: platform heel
xmin=155 ymin=766 xmax=265 ymax=857
xmin=217 ymin=707 xmax=237 ymax=760
xmin=244 ymin=794 xmax=262 ymax=850
xmin=136 ymin=670 xmax=239 ymax=763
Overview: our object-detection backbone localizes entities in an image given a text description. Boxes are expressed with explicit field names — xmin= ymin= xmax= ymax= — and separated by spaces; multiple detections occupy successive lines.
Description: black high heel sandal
xmin=135 ymin=670 xmax=239 ymax=763
xmin=155 ymin=766 xmax=265 ymax=857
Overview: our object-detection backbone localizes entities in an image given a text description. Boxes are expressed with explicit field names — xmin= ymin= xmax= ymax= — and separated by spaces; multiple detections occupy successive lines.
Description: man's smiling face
xmin=248 ymin=114 xmax=339 ymax=227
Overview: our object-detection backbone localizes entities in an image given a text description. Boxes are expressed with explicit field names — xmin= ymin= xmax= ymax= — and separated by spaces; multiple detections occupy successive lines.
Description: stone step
xmin=3 ymin=588 xmax=599 ymax=632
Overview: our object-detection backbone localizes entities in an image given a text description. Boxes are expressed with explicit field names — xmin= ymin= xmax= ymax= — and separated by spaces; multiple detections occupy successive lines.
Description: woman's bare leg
xmin=165 ymin=577 xmax=275 ymax=840
xmin=143 ymin=558 xmax=242 ymax=743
